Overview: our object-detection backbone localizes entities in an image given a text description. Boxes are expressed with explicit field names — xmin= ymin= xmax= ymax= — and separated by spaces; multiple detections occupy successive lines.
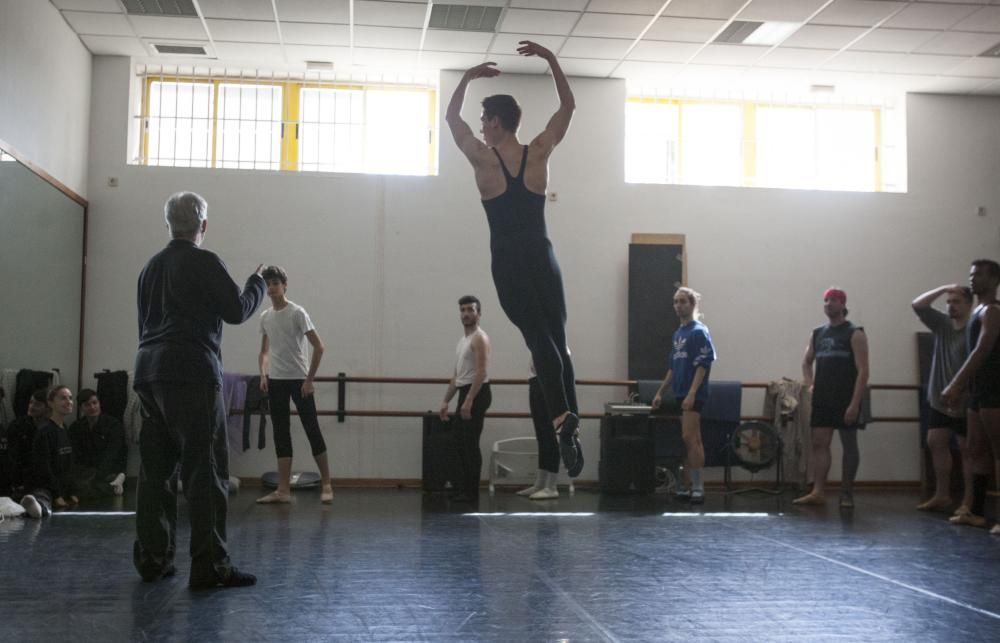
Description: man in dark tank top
xmin=445 ymin=40 xmax=582 ymax=473
xmin=942 ymin=259 xmax=1000 ymax=534
xmin=794 ymin=288 xmax=869 ymax=509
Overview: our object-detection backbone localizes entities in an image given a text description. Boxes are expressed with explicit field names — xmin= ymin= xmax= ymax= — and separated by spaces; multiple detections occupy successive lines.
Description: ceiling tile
xmin=353 ymin=26 xmax=423 ymax=49
xmin=573 ymin=13 xmax=650 ymax=38
xmin=691 ymin=43 xmax=768 ymax=66
xmin=490 ymin=33 xmax=567 ymax=54
xmin=627 ymin=40 xmax=702 ymax=62
xmin=62 ymin=10 xmax=134 ymax=36
xmin=972 ymin=78 xmax=1000 ymax=96
xmin=206 ymin=19 xmax=280 ymax=43
xmin=422 ymin=31 xmax=495 ymax=53
xmin=352 ymin=47 xmax=424 ymax=68
xmin=673 ymin=64 xmax=748 ymax=87
xmin=951 ymin=6 xmax=1000 ymax=32
xmin=587 ymin=1 xmax=664 ymax=14
xmin=80 ymin=34 xmax=148 ymax=56
xmin=742 ymin=67 xmax=813 ymax=90
xmin=130 ymin=16 xmax=207 ymax=40
xmin=883 ymin=2 xmax=979 ymax=29
xmin=737 ymin=0 xmax=831 ymax=23
xmin=943 ymin=56 xmax=1000 ymax=78
xmin=500 ymin=9 xmax=579 ymax=35
xmin=916 ymin=30 xmax=1000 ymax=55
xmin=280 ymin=22 xmax=350 ymax=46
xmin=756 ymin=46 xmax=838 ymax=68
xmin=282 ymin=44 xmax=353 ymax=65
xmin=510 ymin=0 xmax=589 ymax=9
xmin=52 ymin=0 xmax=123 ymax=11
xmin=645 ymin=17 xmax=726 ymax=42
xmin=485 ymin=54 xmax=552 ymax=74
xmin=415 ymin=51 xmax=489 ymax=72
xmin=199 ymin=0 xmax=275 ymax=21
xmin=783 ymin=25 xmax=869 ymax=49
xmin=812 ymin=0 xmax=902 ymax=28
xmin=823 ymin=50 xmax=966 ymax=73
xmin=276 ymin=0 xmax=350 ymax=24
xmin=851 ymin=27 xmax=939 ymax=52
xmin=662 ymin=0 xmax=748 ymax=20
xmin=559 ymin=37 xmax=633 ymax=59
xmin=212 ymin=42 xmax=285 ymax=62
xmin=612 ymin=60 xmax=684 ymax=81
xmin=354 ymin=1 xmax=428 ymax=28
xmin=558 ymin=58 xmax=619 ymax=77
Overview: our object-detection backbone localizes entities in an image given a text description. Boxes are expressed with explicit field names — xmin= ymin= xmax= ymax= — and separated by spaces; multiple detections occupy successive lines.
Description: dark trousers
xmin=71 ymin=465 xmax=115 ymax=499
xmin=455 ymin=384 xmax=492 ymax=494
xmin=267 ymin=378 xmax=327 ymax=458
xmin=134 ymin=382 xmax=231 ymax=582
xmin=492 ymin=241 xmax=578 ymax=422
xmin=529 ymin=377 xmax=560 ymax=474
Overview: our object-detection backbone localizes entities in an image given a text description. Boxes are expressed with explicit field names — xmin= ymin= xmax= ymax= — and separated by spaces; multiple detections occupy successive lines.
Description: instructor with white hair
xmin=133 ymin=191 xmax=265 ymax=589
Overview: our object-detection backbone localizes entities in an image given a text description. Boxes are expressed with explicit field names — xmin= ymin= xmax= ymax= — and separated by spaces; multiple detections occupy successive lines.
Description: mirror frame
xmin=0 ymin=137 xmax=88 ymax=391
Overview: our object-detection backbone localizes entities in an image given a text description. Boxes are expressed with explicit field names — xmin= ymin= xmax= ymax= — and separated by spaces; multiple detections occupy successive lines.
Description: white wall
xmin=83 ymin=56 xmax=1000 ymax=482
xmin=0 ymin=0 xmax=91 ymax=196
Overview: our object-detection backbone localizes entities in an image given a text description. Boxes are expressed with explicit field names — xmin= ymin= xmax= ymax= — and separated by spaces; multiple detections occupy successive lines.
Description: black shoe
xmin=557 ymin=413 xmax=580 ymax=471
xmin=189 ymin=567 xmax=257 ymax=590
xmin=449 ymin=492 xmax=479 ymax=503
xmin=567 ymin=433 xmax=584 ymax=478
xmin=135 ymin=541 xmax=176 ymax=582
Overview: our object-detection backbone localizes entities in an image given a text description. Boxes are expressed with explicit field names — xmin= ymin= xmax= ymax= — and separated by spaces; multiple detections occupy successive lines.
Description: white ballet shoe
xmin=529 ymin=487 xmax=559 ymax=500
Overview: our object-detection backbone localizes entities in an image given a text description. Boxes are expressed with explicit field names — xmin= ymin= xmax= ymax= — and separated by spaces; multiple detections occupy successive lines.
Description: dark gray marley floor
xmin=1 ymin=486 xmax=999 ymax=642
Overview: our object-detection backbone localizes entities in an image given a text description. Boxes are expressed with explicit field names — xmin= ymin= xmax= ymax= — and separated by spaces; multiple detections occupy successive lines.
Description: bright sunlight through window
xmin=626 ymin=96 xmax=901 ymax=193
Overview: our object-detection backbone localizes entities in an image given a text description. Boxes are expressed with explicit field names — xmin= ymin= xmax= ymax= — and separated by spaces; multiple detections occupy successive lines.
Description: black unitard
xmin=482 ymin=146 xmax=578 ymax=421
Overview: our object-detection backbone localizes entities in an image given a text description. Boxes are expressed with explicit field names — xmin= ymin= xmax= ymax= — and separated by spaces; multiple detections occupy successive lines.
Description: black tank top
xmin=967 ymin=304 xmax=1000 ymax=395
xmin=812 ymin=321 xmax=862 ymax=408
xmin=481 ymin=146 xmax=547 ymax=252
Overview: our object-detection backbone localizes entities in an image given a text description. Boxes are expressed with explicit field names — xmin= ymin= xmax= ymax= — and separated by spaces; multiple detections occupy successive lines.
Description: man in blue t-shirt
xmin=653 ymin=287 xmax=716 ymax=503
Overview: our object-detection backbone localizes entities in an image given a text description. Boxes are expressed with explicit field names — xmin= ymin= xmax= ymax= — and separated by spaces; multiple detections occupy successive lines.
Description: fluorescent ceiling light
xmin=743 ymin=21 xmax=800 ymax=46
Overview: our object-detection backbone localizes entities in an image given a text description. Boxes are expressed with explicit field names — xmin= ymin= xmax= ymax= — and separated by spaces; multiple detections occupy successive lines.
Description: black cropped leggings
xmin=268 ymin=378 xmax=327 ymax=459
xmin=492 ymin=241 xmax=578 ymax=423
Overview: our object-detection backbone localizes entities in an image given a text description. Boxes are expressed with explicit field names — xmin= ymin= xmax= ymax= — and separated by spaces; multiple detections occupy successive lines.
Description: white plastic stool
xmin=488 ymin=437 xmax=575 ymax=495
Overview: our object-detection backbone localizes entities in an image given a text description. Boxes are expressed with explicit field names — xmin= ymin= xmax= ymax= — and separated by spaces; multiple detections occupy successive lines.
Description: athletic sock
xmin=690 ymin=468 xmax=704 ymax=493
xmin=971 ymin=475 xmax=989 ymax=516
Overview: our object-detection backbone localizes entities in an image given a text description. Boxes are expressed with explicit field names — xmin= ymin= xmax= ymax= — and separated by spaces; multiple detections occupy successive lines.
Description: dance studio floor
xmin=1 ymin=486 xmax=998 ymax=642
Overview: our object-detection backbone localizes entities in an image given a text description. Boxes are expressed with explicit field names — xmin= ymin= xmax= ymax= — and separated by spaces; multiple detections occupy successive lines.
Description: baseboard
xmin=231 ymin=478 xmax=923 ymax=491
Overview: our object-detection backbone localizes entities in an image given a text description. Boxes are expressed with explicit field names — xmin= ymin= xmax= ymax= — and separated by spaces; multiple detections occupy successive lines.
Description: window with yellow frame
xmin=136 ymin=71 xmax=438 ymax=176
xmin=625 ymin=96 xmax=884 ymax=192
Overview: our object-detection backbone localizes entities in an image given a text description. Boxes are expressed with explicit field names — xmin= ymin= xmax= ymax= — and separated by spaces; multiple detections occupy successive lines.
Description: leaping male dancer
xmin=445 ymin=41 xmax=581 ymax=469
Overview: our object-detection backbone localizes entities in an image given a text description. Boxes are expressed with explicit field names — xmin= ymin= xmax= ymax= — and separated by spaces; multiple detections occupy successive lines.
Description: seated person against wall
xmin=69 ymin=389 xmax=127 ymax=498
xmin=20 ymin=386 xmax=78 ymax=519
xmin=6 ymin=388 xmax=50 ymax=500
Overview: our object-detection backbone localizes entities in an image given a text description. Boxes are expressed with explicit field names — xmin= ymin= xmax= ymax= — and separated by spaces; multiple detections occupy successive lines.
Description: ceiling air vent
xmin=714 ymin=20 xmax=763 ymax=44
xmin=429 ymin=4 xmax=503 ymax=32
xmin=122 ymin=0 xmax=197 ymax=17
xmin=980 ymin=41 xmax=1000 ymax=57
xmin=153 ymin=43 xmax=208 ymax=55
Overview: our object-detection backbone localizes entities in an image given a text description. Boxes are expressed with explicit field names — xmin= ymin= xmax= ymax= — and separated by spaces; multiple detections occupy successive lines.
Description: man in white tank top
xmin=439 ymin=295 xmax=492 ymax=503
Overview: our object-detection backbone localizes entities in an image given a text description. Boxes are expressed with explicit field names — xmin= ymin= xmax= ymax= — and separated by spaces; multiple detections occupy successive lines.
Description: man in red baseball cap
xmin=795 ymin=287 xmax=870 ymax=509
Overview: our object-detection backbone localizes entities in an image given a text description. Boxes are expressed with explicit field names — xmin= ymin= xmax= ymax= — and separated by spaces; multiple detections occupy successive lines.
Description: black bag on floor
xmin=422 ymin=413 xmax=463 ymax=492
xmin=599 ymin=414 xmax=656 ymax=494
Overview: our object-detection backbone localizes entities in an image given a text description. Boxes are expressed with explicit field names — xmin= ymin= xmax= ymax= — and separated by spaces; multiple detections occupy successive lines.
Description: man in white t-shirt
xmin=255 ymin=266 xmax=332 ymax=504
xmin=439 ymin=295 xmax=492 ymax=502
